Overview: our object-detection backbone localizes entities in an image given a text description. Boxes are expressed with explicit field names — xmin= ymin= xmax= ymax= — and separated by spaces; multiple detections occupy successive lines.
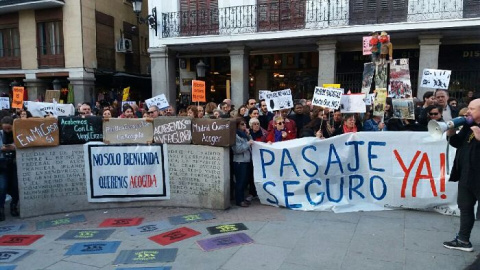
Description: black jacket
xmin=449 ymin=123 xmax=480 ymax=190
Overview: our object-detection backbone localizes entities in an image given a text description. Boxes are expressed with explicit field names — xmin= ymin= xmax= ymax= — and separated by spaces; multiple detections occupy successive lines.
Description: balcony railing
xmin=162 ymin=0 xmax=477 ymax=38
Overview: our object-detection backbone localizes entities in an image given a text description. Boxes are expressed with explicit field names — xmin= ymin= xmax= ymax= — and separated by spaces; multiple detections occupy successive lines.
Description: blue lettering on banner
xmin=368 ymin=141 xmax=386 ymax=172
xmin=305 ymin=179 xmax=324 ymax=206
xmin=370 ymin=175 xmax=387 ymax=200
xmin=263 ymin=181 xmax=278 ymax=205
xmin=283 ymin=181 xmax=301 ymax=209
xmin=325 ymin=144 xmax=344 ymax=175
xmin=302 ymin=146 xmax=319 ymax=177
xmin=280 ymin=149 xmax=299 ymax=177
xmin=260 ymin=149 xmax=275 ymax=179
xmin=349 ymin=175 xmax=365 ymax=200
xmin=345 ymin=141 xmax=364 ymax=172
xmin=326 ymin=178 xmax=344 ymax=203
xmin=98 ymin=176 xmax=128 ymax=189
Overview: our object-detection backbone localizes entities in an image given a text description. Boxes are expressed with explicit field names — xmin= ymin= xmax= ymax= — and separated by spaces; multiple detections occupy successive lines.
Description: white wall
xmin=408 ymin=0 xmax=463 ymax=21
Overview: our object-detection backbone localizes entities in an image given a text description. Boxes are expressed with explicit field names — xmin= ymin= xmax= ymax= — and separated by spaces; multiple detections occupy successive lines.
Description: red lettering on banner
xmin=440 ymin=153 xmax=446 ymax=199
xmin=130 ymin=175 xmax=158 ymax=188
xmin=394 ymin=150 xmax=421 ymax=198
xmin=412 ymin=153 xmax=437 ymax=197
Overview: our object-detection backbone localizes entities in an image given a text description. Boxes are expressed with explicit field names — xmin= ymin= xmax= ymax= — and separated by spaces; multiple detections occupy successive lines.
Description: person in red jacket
xmin=267 ymin=109 xmax=297 ymax=137
xmin=266 ymin=116 xmax=295 ymax=143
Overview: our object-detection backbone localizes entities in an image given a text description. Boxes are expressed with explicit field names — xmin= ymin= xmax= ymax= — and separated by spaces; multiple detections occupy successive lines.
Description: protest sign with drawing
xmin=389 ymin=59 xmax=412 ymax=98
xmin=312 ymin=87 xmax=343 ymax=109
xmin=145 ymin=94 xmax=169 ymax=110
xmin=339 ymin=94 xmax=366 ymax=113
xmin=420 ymin=68 xmax=451 ymax=90
xmin=264 ymin=89 xmax=293 ymax=112
xmin=0 ymin=97 xmax=9 ymax=109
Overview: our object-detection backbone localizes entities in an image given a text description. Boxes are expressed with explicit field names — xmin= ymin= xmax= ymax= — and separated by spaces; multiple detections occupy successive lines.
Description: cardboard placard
xmin=191 ymin=118 xmax=236 ymax=147
xmin=12 ymin=87 xmax=24 ymax=109
xmin=192 ymin=80 xmax=206 ymax=102
xmin=13 ymin=118 xmax=59 ymax=149
xmin=153 ymin=117 xmax=192 ymax=144
xmin=103 ymin=118 xmax=154 ymax=144
xmin=59 ymin=116 xmax=103 ymax=145
xmin=44 ymin=90 xmax=61 ymax=103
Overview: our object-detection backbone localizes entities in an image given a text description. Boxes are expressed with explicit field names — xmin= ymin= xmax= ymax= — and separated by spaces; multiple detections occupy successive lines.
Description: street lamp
xmin=196 ymin=60 xmax=206 ymax=78
xmin=131 ymin=0 xmax=158 ymax=36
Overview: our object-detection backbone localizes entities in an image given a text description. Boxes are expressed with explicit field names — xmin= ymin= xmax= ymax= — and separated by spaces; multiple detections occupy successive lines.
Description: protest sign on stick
xmin=0 ymin=97 xmax=9 ymax=110
xmin=12 ymin=87 xmax=24 ymax=109
xmin=264 ymin=89 xmax=293 ymax=112
xmin=373 ymin=88 xmax=387 ymax=116
xmin=339 ymin=94 xmax=366 ymax=113
xmin=420 ymin=68 xmax=451 ymax=89
xmin=192 ymin=80 xmax=206 ymax=102
xmin=389 ymin=59 xmax=412 ymax=98
xmin=312 ymin=87 xmax=343 ymax=109
xmin=145 ymin=94 xmax=169 ymax=110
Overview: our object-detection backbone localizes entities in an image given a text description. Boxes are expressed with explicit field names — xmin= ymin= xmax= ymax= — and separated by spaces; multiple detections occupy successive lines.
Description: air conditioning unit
xmin=116 ymin=38 xmax=133 ymax=53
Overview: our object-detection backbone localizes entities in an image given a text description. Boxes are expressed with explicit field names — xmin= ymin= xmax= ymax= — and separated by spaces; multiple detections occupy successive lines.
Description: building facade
xmin=0 ymin=0 xmax=151 ymax=105
xmin=148 ymin=0 xmax=480 ymax=108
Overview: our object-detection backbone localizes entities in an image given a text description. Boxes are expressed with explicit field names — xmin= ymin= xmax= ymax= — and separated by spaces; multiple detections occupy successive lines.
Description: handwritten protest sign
xmin=84 ymin=143 xmax=169 ymax=202
xmin=364 ymin=94 xmax=375 ymax=106
xmin=13 ymin=118 xmax=59 ymax=148
xmin=25 ymin=102 xmax=75 ymax=117
xmin=0 ymin=97 xmax=9 ymax=109
xmin=145 ymin=94 xmax=169 ymax=110
xmin=12 ymin=86 xmax=24 ymax=109
xmin=103 ymin=118 xmax=154 ymax=144
xmin=259 ymin=90 xmax=270 ymax=101
xmin=59 ymin=116 xmax=103 ymax=145
xmin=191 ymin=118 xmax=236 ymax=146
xmin=192 ymin=80 xmax=206 ymax=102
xmin=312 ymin=87 xmax=343 ymax=109
xmin=264 ymin=89 xmax=293 ymax=112
xmin=373 ymin=88 xmax=387 ymax=116
xmin=153 ymin=117 xmax=192 ymax=144
xmin=45 ymin=90 xmax=61 ymax=103
xmin=339 ymin=94 xmax=366 ymax=113
xmin=252 ymin=133 xmax=457 ymax=213
xmin=420 ymin=68 xmax=451 ymax=89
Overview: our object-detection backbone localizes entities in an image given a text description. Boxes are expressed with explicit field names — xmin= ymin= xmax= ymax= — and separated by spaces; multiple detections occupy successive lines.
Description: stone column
xmin=417 ymin=34 xmax=442 ymax=98
xmin=68 ymin=77 xmax=96 ymax=105
xmin=229 ymin=46 xmax=249 ymax=108
xmin=317 ymin=40 xmax=337 ymax=87
xmin=149 ymin=46 xmax=176 ymax=109
xmin=23 ymin=79 xmax=48 ymax=101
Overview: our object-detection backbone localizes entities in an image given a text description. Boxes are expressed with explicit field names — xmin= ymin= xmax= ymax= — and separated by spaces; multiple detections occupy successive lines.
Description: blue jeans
xmin=234 ymin=162 xmax=249 ymax=206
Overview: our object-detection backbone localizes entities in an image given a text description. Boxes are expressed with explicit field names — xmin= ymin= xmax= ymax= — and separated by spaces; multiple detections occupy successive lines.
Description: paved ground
xmin=0 ymin=200 xmax=479 ymax=270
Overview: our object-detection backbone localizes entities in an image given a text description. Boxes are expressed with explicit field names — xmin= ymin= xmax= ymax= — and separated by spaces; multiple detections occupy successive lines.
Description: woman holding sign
xmin=232 ymin=118 xmax=254 ymax=207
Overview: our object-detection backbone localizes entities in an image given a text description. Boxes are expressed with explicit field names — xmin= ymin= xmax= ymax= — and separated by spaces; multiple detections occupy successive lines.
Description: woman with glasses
xmin=232 ymin=118 xmax=254 ymax=207
xmin=426 ymin=105 xmax=444 ymax=123
xmin=266 ymin=116 xmax=295 ymax=143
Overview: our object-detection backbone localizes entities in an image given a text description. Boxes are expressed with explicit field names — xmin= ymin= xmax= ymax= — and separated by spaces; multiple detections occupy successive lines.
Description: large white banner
xmin=252 ymin=132 xmax=458 ymax=214
xmin=84 ymin=143 xmax=170 ymax=202
xmin=25 ymin=101 xmax=75 ymax=117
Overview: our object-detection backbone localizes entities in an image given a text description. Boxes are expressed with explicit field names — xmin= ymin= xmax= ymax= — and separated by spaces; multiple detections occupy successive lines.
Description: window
xmin=0 ymin=27 xmax=20 ymax=69
xmin=38 ymin=21 xmax=63 ymax=56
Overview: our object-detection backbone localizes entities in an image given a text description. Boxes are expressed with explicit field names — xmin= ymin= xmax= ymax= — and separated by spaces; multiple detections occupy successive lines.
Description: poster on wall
xmin=84 ymin=143 xmax=170 ymax=202
xmin=389 ymin=58 xmax=412 ymax=98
